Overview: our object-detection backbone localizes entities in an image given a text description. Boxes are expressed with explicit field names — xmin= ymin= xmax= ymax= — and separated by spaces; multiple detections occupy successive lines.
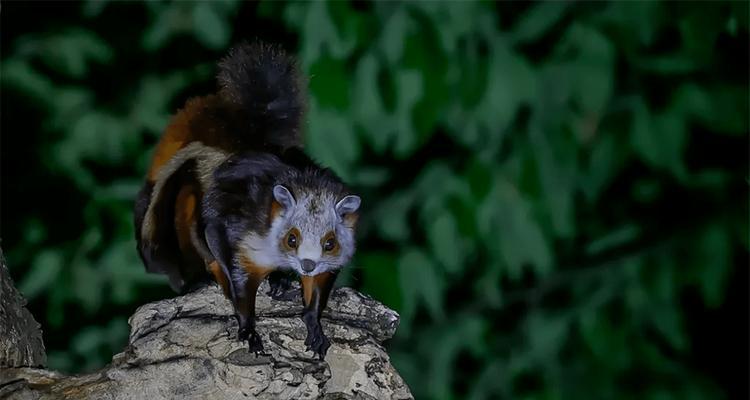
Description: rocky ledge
xmin=0 ymin=281 xmax=413 ymax=399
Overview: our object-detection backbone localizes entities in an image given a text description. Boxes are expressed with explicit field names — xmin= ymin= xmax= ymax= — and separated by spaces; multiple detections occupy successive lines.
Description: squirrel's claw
xmin=247 ymin=331 xmax=265 ymax=355
xmin=304 ymin=329 xmax=330 ymax=359
xmin=238 ymin=326 xmax=266 ymax=355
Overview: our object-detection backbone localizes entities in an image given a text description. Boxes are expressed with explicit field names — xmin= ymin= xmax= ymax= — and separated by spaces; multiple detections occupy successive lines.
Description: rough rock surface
xmin=0 ymin=282 xmax=413 ymax=399
xmin=0 ymin=249 xmax=46 ymax=368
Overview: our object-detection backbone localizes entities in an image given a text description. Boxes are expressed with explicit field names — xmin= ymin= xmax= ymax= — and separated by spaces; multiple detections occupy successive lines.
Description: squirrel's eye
xmin=287 ymin=232 xmax=298 ymax=249
xmin=323 ymin=237 xmax=336 ymax=252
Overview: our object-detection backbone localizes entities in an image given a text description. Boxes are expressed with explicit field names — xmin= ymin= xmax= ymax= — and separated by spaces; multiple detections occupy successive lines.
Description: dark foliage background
xmin=1 ymin=1 xmax=748 ymax=399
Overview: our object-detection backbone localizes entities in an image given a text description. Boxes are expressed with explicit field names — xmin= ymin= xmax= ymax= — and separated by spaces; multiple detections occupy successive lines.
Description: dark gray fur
xmin=217 ymin=41 xmax=306 ymax=149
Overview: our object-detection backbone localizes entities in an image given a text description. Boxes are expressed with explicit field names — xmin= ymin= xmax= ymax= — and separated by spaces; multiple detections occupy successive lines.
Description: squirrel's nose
xmin=301 ymin=259 xmax=316 ymax=273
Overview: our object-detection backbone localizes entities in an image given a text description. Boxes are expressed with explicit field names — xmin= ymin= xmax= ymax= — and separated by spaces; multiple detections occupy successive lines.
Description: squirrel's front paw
xmin=238 ymin=327 xmax=265 ymax=355
xmin=305 ymin=329 xmax=330 ymax=359
xmin=247 ymin=331 xmax=265 ymax=354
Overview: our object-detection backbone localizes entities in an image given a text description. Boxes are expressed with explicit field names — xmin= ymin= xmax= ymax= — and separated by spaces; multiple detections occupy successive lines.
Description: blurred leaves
xmin=142 ymin=1 xmax=239 ymax=51
xmin=398 ymin=248 xmax=444 ymax=333
xmin=14 ymin=29 xmax=113 ymax=79
xmin=1 ymin=1 xmax=746 ymax=399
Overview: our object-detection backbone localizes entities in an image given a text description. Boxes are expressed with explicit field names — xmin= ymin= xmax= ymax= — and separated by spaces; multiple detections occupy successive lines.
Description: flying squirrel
xmin=134 ymin=42 xmax=361 ymax=358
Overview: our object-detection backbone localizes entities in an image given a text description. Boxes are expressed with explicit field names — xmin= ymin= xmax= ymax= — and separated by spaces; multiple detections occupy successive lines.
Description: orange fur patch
xmin=208 ymin=260 xmax=231 ymax=298
xmin=174 ymin=185 xmax=197 ymax=253
xmin=343 ymin=213 xmax=359 ymax=229
xmin=147 ymin=95 xmax=240 ymax=181
xmin=148 ymin=138 xmax=185 ymax=181
xmin=270 ymin=200 xmax=283 ymax=223
xmin=301 ymin=272 xmax=337 ymax=307
xmin=301 ymin=275 xmax=314 ymax=306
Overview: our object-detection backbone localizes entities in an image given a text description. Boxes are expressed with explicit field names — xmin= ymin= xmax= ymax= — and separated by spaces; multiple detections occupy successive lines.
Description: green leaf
xmin=474 ymin=263 xmax=502 ymax=309
xmin=54 ymin=112 xmax=137 ymax=190
xmin=399 ymin=19 xmax=447 ymax=145
xmin=600 ymin=1 xmax=661 ymax=47
xmin=292 ymin=1 xmax=357 ymax=67
xmin=468 ymin=361 xmax=506 ymax=400
xmin=305 ymin=100 xmax=359 ymax=180
xmin=510 ymin=2 xmax=569 ymax=44
xmin=130 ymin=73 xmax=193 ymax=136
xmin=352 ymin=54 xmax=392 ymax=154
xmin=526 ymin=311 xmax=569 ymax=360
xmin=142 ymin=3 xmax=188 ymax=51
xmin=378 ymin=7 xmax=409 ymax=66
xmin=559 ymin=24 xmax=615 ymax=116
xmin=326 ymin=0 xmax=365 ymax=52
xmin=20 ymin=250 xmax=64 ymax=299
xmin=451 ymin=42 xmax=534 ymax=152
xmin=651 ymin=305 xmax=687 ymax=351
xmin=192 ymin=2 xmax=231 ymax=49
xmin=71 ymin=326 xmax=104 ymax=357
xmin=580 ymin=132 xmax=624 ymax=202
xmin=679 ymin=84 xmax=749 ymax=136
xmin=630 ymin=99 xmax=688 ymax=180
xmin=82 ymin=0 xmax=110 ymax=17
xmin=0 ymin=59 xmax=56 ymax=105
xmin=373 ymin=191 xmax=414 ymax=242
xmin=579 ymin=309 xmax=631 ymax=371
xmin=633 ymin=54 xmax=701 ymax=74
xmin=351 ymin=166 xmax=390 ymax=187
xmin=392 ymin=69 xmax=424 ymax=158
xmin=48 ymin=88 xmax=93 ymax=129
xmin=427 ymin=213 xmax=464 ymax=274
xmin=585 ymin=224 xmax=641 ymax=256
xmin=23 ymin=219 xmax=48 ymax=246
xmin=478 ymin=177 xmax=552 ymax=279
xmin=678 ymin=5 xmax=725 ymax=63
xmin=409 ymin=1 xmax=487 ymax=54
xmin=72 ymin=261 xmax=102 ymax=314
xmin=428 ymin=315 xmax=487 ymax=399
xmin=466 ymin=157 xmax=493 ymax=201
xmin=692 ymin=225 xmax=731 ymax=307
xmin=645 ymin=254 xmax=676 ymax=303
xmin=528 ymin=123 xmax=578 ymax=238
xmin=32 ymin=29 xmax=114 ymax=78
xmin=100 ymin=240 xmax=143 ymax=305
xmin=398 ymin=248 xmax=444 ymax=330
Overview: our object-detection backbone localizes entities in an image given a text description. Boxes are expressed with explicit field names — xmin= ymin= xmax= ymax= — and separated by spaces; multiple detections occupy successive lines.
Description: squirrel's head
xmin=266 ymin=184 xmax=360 ymax=276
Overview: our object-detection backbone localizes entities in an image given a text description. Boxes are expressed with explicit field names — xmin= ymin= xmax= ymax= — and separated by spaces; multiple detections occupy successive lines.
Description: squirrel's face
xmin=268 ymin=185 xmax=360 ymax=276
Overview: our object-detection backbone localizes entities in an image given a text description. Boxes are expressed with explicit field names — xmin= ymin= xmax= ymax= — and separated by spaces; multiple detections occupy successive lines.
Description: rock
xmin=0 ymin=281 xmax=413 ymax=400
xmin=0 ymin=249 xmax=46 ymax=368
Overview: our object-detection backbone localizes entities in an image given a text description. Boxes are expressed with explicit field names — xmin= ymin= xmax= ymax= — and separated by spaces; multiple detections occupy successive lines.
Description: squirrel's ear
xmin=335 ymin=195 xmax=361 ymax=217
xmin=273 ymin=185 xmax=296 ymax=209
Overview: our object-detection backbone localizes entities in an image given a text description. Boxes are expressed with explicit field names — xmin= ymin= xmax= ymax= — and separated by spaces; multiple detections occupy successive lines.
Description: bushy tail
xmin=217 ymin=41 xmax=306 ymax=148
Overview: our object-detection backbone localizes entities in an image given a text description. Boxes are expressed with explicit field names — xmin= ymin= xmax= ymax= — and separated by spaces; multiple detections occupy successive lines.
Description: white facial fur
xmin=238 ymin=186 xmax=359 ymax=276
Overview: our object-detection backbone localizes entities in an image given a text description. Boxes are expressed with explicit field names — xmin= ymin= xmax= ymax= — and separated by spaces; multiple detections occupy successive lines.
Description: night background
xmin=1 ymin=1 xmax=748 ymax=399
